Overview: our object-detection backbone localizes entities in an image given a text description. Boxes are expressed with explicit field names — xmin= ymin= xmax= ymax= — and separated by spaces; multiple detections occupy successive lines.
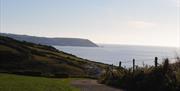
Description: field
xmin=0 ymin=73 xmax=79 ymax=91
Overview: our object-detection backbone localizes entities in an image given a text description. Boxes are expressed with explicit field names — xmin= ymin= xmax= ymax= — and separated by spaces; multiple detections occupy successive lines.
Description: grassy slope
xmin=0 ymin=73 xmax=79 ymax=91
xmin=0 ymin=35 xmax=108 ymax=77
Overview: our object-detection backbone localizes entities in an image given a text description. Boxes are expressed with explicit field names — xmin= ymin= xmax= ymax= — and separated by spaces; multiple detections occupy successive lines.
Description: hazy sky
xmin=0 ymin=0 xmax=180 ymax=47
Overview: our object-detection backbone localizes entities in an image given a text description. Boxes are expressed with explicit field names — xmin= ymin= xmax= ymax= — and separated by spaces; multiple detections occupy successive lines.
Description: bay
xmin=54 ymin=44 xmax=180 ymax=67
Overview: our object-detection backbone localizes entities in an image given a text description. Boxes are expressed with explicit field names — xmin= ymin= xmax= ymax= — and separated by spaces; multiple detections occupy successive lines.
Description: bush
xmin=98 ymin=58 xmax=180 ymax=91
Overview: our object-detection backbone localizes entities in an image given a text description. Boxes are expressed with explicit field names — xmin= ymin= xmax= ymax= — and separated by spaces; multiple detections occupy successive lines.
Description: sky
xmin=0 ymin=0 xmax=180 ymax=47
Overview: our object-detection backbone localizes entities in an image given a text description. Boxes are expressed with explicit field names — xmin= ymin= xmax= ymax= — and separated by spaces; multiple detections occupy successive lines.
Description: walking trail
xmin=71 ymin=79 xmax=124 ymax=91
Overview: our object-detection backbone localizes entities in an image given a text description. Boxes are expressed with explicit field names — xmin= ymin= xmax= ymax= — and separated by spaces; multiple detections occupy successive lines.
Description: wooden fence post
xmin=133 ymin=59 xmax=135 ymax=72
xmin=119 ymin=61 xmax=121 ymax=68
xmin=155 ymin=57 xmax=158 ymax=67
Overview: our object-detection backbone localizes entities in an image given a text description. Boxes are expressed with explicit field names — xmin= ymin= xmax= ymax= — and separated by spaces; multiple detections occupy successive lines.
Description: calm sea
xmin=54 ymin=44 xmax=180 ymax=67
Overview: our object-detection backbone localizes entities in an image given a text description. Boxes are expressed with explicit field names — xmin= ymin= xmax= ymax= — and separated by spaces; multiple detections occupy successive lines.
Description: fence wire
xmin=120 ymin=57 xmax=179 ymax=64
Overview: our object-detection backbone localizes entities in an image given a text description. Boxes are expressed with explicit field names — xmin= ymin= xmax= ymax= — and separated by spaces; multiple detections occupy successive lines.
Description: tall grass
xmin=99 ymin=57 xmax=180 ymax=91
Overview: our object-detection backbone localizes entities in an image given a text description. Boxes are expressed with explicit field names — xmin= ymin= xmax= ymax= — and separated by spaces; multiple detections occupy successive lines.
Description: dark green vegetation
xmin=99 ymin=58 xmax=180 ymax=91
xmin=0 ymin=33 xmax=98 ymax=47
xmin=0 ymin=35 xmax=106 ymax=78
xmin=0 ymin=73 xmax=79 ymax=91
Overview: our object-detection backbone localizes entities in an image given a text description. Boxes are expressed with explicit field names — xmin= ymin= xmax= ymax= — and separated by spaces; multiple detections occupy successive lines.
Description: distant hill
xmin=0 ymin=33 xmax=98 ymax=47
xmin=0 ymin=35 xmax=106 ymax=78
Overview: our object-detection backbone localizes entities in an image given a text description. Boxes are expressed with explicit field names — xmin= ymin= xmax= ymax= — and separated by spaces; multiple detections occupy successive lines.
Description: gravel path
xmin=71 ymin=79 xmax=124 ymax=91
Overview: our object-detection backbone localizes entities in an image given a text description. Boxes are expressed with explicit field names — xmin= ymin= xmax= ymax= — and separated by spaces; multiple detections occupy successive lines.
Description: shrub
xmin=99 ymin=58 xmax=180 ymax=91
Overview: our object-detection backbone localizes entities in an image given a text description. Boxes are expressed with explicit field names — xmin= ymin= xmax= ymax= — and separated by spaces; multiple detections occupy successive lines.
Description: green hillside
xmin=0 ymin=35 xmax=107 ymax=78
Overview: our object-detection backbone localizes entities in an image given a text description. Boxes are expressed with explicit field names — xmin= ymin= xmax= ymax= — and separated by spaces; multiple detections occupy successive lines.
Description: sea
xmin=54 ymin=44 xmax=180 ymax=68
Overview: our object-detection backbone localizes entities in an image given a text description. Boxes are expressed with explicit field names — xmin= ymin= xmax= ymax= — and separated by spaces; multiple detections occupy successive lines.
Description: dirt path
xmin=71 ymin=79 xmax=124 ymax=91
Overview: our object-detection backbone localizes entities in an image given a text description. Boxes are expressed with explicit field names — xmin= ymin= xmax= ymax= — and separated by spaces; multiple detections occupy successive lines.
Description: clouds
xmin=172 ymin=0 xmax=180 ymax=7
xmin=128 ymin=21 xmax=157 ymax=29
xmin=176 ymin=0 xmax=180 ymax=7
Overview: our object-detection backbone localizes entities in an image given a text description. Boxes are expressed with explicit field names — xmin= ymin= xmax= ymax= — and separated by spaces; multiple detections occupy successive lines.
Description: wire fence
xmin=119 ymin=57 xmax=178 ymax=64
xmin=116 ymin=57 xmax=180 ymax=69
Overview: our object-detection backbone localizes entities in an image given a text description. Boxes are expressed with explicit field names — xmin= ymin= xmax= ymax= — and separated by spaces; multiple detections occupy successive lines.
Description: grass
xmin=0 ymin=73 xmax=80 ymax=91
xmin=0 ymin=45 xmax=19 ymax=54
